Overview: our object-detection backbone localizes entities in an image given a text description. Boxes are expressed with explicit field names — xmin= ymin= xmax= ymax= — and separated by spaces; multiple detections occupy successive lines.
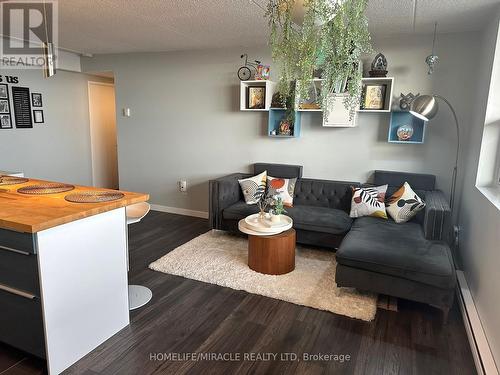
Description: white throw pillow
xmin=267 ymin=176 xmax=297 ymax=207
xmin=238 ymin=171 xmax=267 ymax=204
xmin=386 ymin=182 xmax=426 ymax=223
xmin=350 ymin=185 xmax=388 ymax=219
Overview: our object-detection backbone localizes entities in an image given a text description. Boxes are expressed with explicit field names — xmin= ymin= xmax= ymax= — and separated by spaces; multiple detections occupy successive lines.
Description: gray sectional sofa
xmin=209 ymin=163 xmax=456 ymax=318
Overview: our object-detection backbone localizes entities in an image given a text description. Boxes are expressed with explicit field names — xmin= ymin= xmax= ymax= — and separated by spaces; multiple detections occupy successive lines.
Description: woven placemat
xmin=18 ymin=183 xmax=75 ymax=195
xmin=0 ymin=176 xmax=29 ymax=186
xmin=65 ymin=191 xmax=125 ymax=203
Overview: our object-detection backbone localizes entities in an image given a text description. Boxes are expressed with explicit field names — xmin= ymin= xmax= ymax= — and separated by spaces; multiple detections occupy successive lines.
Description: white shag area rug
xmin=149 ymin=230 xmax=377 ymax=321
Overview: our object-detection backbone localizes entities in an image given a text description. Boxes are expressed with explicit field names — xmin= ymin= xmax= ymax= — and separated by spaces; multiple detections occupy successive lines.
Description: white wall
xmin=457 ymin=11 xmax=500 ymax=365
xmin=81 ymin=32 xmax=479 ymax=213
xmin=0 ymin=68 xmax=109 ymax=185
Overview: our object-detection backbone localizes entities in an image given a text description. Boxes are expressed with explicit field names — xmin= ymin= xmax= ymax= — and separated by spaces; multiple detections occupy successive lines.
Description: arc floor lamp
xmin=409 ymin=95 xmax=461 ymax=212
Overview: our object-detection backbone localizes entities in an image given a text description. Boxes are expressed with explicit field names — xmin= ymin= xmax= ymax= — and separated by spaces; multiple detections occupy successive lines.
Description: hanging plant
xmin=266 ymin=0 xmax=372 ymax=117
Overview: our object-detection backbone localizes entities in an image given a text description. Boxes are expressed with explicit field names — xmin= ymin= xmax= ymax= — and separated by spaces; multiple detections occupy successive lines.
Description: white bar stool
xmin=126 ymin=202 xmax=152 ymax=310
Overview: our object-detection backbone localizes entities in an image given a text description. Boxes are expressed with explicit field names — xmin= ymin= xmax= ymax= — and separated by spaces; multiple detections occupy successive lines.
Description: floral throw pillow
xmin=238 ymin=171 xmax=267 ymax=205
xmin=267 ymin=176 xmax=297 ymax=207
xmin=386 ymin=182 xmax=426 ymax=223
xmin=350 ymin=185 xmax=388 ymax=219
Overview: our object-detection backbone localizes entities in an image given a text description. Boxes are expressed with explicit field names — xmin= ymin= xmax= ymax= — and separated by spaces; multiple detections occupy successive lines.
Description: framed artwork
xmin=0 ymin=114 xmax=12 ymax=129
xmin=12 ymin=86 xmax=32 ymax=128
xmin=0 ymin=99 xmax=10 ymax=114
xmin=33 ymin=110 xmax=44 ymax=123
xmin=31 ymin=93 xmax=43 ymax=107
xmin=362 ymin=84 xmax=387 ymax=110
xmin=0 ymin=84 xmax=8 ymax=99
xmin=247 ymin=86 xmax=266 ymax=109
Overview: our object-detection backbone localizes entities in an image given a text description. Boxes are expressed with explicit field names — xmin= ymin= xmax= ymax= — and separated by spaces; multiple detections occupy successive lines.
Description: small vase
xmin=271 ymin=214 xmax=281 ymax=224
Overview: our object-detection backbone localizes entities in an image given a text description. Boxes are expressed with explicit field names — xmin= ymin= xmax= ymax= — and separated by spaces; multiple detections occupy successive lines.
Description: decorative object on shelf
xmin=265 ymin=0 xmax=372 ymax=117
xmin=268 ymin=108 xmax=301 ymax=137
xmin=396 ymin=123 xmax=414 ymax=141
xmin=369 ymin=53 xmax=388 ymax=77
xmin=33 ymin=110 xmax=44 ymax=123
xmin=278 ymin=119 xmax=292 ymax=136
xmin=271 ymin=92 xmax=286 ymax=108
xmin=388 ymin=111 xmax=426 ymax=144
xmin=270 ymin=129 xmax=277 ymax=136
xmin=296 ymin=80 xmax=321 ymax=110
xmin=0 ymin=84 xmax=8 ymax=99
xmin=361 ymin=84 xmax=386 ymax=110
xmin=238 ymin=53 xmax=262 ymax=81
xmin=31 ymin=93 xmax=42 ymax=107
xmin=64 ymin=191 xmax=125 ymax=203
xmin=409 ymin=94 xmax=460 ymax=211
xmin=12 ymin=86 xmax=32 ymax=128
xmin=255 ymin=64 xmax=271 ymax=80
xmin=425 ymin=22 xmax=439 ymax=75
xmin=323 ymin=93 xmax=357 ymax=127
xmin=399 ymin=92 xmax=420 ymax=111
xmin=247 ymin=86 xmax=266 ymax=109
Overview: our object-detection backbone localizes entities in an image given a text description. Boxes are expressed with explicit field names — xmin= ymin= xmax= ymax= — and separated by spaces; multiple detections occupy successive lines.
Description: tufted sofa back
xmin=293 ymin=178 xmax=360 ymax=212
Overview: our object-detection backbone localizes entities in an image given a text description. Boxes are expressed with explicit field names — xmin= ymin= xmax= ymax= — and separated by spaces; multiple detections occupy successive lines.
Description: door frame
xmin=87 ymin=81 xmax=118 ymax=188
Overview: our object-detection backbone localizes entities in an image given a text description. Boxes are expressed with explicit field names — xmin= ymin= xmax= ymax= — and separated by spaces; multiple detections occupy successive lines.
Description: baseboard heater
xmin=456 ymin=271 xmax=499 ymax=375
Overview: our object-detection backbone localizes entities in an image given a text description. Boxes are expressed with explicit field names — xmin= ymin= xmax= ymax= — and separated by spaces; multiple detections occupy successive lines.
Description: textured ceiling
xmin=53 ymin=0 xmax=500 ymax=54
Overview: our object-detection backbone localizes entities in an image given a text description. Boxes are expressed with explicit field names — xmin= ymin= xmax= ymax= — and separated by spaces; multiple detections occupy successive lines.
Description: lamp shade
xmin=409 ymin=95 xmax=438 ymax=121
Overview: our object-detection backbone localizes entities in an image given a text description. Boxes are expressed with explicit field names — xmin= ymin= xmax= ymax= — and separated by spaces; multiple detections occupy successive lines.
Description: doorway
xmin=88 ymin=81 xmax=119 ymax=189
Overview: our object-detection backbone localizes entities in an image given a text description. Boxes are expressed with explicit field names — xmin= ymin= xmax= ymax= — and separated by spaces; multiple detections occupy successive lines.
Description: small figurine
xmin=399 ymin=92 xmax=420 ymax=111
xmin=369 ymin=53 xmax=388 ymax=77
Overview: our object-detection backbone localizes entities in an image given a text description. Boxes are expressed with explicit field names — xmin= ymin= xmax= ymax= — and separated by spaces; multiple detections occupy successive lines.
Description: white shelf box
xmin=358 ymin=77 xmax=394 ymax=113
xmin=322 ymin=93 xmax=358 ymax=128
xmin=240 ymin=80 xmax=277 ymax=111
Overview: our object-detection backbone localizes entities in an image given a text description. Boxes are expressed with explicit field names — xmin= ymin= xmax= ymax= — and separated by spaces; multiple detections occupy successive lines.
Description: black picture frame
xmin=0 ymin=113 xmax=12 ymax=129
xmin=361 ymin=84 xmax=387 ymax=110
xmin=33 ymin=110 xmax=44 ymax=123
xmin=31 ymin=93 xmax=43 ymax=107
xmin=0 ymin=84 xmax=8 ymax=99
xmin=247 ymin=86 xmax=266 ymax=109
xmin=0 ymin=99 xmax=10 ymax=114
xmin=12 ymin=86 xmax=32 ymax=128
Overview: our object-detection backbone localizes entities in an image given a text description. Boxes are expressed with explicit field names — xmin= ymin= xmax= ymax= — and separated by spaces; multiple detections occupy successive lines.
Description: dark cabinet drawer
xmin=0 ymin=250 xmax=40 ymax=296
xmin=0 ymin=288 xmax=45 ymax=358
xmin=0 ymin=229 xmax=36 ymax=254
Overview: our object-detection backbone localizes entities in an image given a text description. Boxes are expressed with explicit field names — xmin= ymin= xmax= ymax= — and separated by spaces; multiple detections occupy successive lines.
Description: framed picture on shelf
xmin=255 ymin=64 xmax=270 ymax=80
xmin=0 ymin=84 xmax=8 ymax=99
xmin=0 ymin=99 xmax=10 ymax=113
xmin=247 ymin=86 xmax=266 ymax=109
xmin=0 ymin=114 xmax=12 ymax=129
xmin=31 ymin=93 xmax=43 ymax=107
xmin=362 ymin=84 xmax=386 ymax=110
xmin=33 ymin=110 xmax=44 ymax=123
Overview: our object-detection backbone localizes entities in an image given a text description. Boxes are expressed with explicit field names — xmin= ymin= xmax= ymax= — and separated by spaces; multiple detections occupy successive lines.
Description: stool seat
xmin=126 ymin=202 xmax=151 ymax=224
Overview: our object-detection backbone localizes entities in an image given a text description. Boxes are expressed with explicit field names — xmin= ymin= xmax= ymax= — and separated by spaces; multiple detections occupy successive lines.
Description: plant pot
xmin=270 ymin=214 xmax=281 ymax=224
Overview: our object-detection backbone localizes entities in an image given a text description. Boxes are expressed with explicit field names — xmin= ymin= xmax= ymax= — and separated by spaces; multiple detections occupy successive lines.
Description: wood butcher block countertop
xmin=0 ymin=178 xmax=149 ymax=233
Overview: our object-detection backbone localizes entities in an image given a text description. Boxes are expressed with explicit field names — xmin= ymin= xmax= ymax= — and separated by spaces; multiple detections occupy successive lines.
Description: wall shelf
xmin=388 ymin=111 xmax=427 ymax=144
xmin=359 ymin=77 xmax=394 ymax=113
xmin=268 ymin=108 xmax=301 ymax=138
xmin=240 ymin=80 xmax=276 ymax=111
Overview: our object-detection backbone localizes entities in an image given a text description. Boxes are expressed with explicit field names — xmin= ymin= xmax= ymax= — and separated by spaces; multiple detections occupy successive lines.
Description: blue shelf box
xmin=388 ymin=111 xmax=427 ymax=144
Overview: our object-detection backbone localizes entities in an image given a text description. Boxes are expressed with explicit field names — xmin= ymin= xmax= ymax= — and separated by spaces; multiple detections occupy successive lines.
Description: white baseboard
xmin=457 ymin=270 xmax=499 ymax=375
xmin=150 ymin=204 xmax=209 ymax=219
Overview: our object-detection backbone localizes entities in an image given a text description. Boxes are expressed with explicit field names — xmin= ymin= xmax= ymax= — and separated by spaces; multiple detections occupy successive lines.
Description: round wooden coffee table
xmin=247 ymin=229 xmax=296 ymax=275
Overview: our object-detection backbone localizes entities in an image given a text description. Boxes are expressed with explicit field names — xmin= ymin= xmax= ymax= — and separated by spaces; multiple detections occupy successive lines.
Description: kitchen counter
xmin=0 ymin=177 xmax=149 ymax=375
xmin=0 ymin=178 xmax=149 ymax=233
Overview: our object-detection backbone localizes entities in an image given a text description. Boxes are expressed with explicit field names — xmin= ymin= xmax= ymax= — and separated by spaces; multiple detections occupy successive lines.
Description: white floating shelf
xmin=359 ymin=77 xmax=394 ymax=112
xmin=240 ymin=80 xmax=276 ymax=111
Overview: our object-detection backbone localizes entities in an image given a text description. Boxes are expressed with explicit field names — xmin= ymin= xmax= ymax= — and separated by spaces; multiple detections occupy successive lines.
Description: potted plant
xmin=266 ymin=0 xmax=372 ymax=119
xmin=270 ymin=196 xmax=287 ymax=223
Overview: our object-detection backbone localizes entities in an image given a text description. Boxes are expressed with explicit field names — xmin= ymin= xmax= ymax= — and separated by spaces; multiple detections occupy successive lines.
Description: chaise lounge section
xmin=209 ymin=164 xmax=456 ymax=316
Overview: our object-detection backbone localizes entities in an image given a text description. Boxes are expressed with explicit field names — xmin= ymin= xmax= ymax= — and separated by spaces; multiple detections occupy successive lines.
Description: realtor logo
xmin=1 ymin=0 xmax=58 ymax=68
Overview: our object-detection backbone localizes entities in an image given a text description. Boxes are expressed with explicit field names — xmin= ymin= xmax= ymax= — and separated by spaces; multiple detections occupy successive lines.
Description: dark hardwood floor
xmin=0 ymin=211 xmax=476 ymax=375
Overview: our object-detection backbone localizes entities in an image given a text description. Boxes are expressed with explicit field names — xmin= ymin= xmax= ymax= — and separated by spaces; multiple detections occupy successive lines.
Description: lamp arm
xmin=434 ymin=95 xmax=460 ymax=212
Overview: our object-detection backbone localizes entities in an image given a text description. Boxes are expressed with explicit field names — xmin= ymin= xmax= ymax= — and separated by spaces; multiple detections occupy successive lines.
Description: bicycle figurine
xmin=237 ymin=54 xmax=261 ymax=81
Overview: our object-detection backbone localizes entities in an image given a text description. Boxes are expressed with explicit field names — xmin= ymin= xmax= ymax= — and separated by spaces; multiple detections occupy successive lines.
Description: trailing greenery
xmin=266 ymin=0 xmax=372 ymax=117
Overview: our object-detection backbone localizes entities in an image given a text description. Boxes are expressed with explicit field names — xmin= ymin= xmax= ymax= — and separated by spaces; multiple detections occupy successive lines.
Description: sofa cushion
xmin=223 ymin=202 xmax=352 ymax=235
xmin=336 ymin=217 xmax=455 ymax=289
